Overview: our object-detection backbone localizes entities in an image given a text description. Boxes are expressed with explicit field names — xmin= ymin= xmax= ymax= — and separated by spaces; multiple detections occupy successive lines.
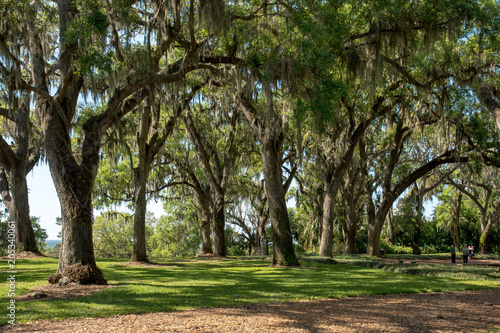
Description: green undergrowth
xmin=0 ymin=255 xmax=498 ymax=325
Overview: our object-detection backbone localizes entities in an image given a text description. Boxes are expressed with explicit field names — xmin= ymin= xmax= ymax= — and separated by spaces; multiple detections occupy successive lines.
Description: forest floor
xmin=4 ymin=289 xmax=500 ymax=332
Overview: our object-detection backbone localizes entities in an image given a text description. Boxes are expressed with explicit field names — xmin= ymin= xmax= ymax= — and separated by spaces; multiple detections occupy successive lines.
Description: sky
xmin=27 ymin=164 xmax=165 ymax=239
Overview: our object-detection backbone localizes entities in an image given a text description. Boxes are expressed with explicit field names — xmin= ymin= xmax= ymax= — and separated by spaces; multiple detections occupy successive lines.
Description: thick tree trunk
xmin=367 ymin=222 xmax=383 ymax=256
xmin=58 ymin=194 xmax=94 ymax=270
xmin=345 ymin=197 xmax=358 ymax=254
xmin=236 ymin=85 xmax=297 ymax=266
xmin=11 ymin=170 xmax=38 ymax=253
xmin=131 ymin=165 xmax=149 ymax=262
xmin=0 ymin=95 xmax=41 ymax=254
xmin=212 ymin=192 xmax=226 ymax=257
xmin=261 ymin=141 xmax=299 ymax=266
xmin=360 ymin=136 xmax=378 ymax=256
xmin=51 ymin=164 xmax=105 ymax=283
xmin=387 ymin=208 xmax=394 ymax=245
xmin=258 ymin=216 xmax=269 ymax=255
xmin=200 ymin=194 xmax=213 ymax=255
xmin=319 ymin=181 xmax=335 ymax=257
xmin=412 ymin=225 xmax=422 ymax=255
xmin=479 ymin=220 xmax=493 ymax=254
xmin=0 ymin=169 xmax=39 ymax=253
xmin=479 ymin=212 xmax=488 ymax=254
xmin=45 ymin=103 xmax=105 ymax=283
xmin=452 ymin=192 xmax=462 ymax=250
xmin=413 ymin=193 xmax=424 ymax=255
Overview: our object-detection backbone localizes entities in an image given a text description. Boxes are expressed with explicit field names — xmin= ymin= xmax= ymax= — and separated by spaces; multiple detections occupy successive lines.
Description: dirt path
xmin=3 ymin=289 xmax=500 ymax=332
xmin=378 ymin=257 xmax=500 ymax=266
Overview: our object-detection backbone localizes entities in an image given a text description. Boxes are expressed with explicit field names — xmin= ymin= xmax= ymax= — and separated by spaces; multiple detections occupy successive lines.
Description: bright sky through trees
xmin=27 ymin=164 xmax=164 ymax=239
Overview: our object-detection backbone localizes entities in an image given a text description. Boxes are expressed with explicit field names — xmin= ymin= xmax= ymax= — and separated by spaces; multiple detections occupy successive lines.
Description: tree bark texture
xmin=261 ymin=140 xmax=299 ymax=266
xmin=387 ymin=208 xmax=394 ymax=246
xmin=0 ymin=170 xmax=38 ymax=253
xmin=199 ymin=191 xmax=213 ymax=255
xmin=44 ymin=108 xmax=104 ymax=283
xmin=212 ymin=192 xmax=227 ymax=256
xmin=131 ymin=163 xmax=149 ymax=262
xmin=452 ymin=192 xmax=462 ymax=249
xmin=319 ymin=179 xmax=337 ymax=257
xmin=413 ymin=190 xmax=424 ymax=255
xmin=343 ymin=170 xmax=360 ymax=254
xmin=257 ymin=215 xmax=269 ymax=255
xmin=237 ymin=81 xmax=299 ymax=266
xmin=318 ymin=94 xmax=391 ymax=257
xmin=0 ymin=95 xmax=41 ymax=253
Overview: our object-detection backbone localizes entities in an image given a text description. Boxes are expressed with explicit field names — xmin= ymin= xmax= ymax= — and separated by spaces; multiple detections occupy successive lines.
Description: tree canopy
xmin=1 ymin=0 xmax=500 ymax=282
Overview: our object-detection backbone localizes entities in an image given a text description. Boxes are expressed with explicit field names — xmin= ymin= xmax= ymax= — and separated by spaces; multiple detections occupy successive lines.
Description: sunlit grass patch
xmin=0 ymin=256 xmax=498 ymax=325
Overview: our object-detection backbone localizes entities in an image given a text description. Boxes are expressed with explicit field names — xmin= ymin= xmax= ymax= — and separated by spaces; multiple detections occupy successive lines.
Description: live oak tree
xmin=166 ymin=135 xmax=215 ymax=255
xmin=316 ymin=86 xmax=397 ymax=257
xmin=340 ymin=154 xmax=364 ymax=254
xmin=236 ymin=79 xmax=300 ymax=266
xmin=447 ymin=166 xmax=500 ymax=253
xmin=0 ymin=3 xmax=44 ymax=254
xmin=182 ymin=91 xmax=240 ymax=257
xmin=97 ymin=82 xmax=205 ymax=263
xmin=4 ymin=0 xmax=500 ymax=270
xmin=0 ymin=97 xmax=41 ymax=254
xmin=16 ymin=0 xmax=262 ymax=282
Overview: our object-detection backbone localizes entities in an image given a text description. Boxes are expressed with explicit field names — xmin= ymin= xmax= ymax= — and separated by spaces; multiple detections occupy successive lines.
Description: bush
xmin=379 ymin=239 xmax=413 ymax=254
xmin=294 ymin=244 xmax=307 ymax=254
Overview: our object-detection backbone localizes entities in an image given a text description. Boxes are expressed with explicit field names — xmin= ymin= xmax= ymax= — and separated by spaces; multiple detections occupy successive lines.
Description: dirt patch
xmin=4 ymin=289 xmax=500 ymax=332
xmin=13 ymin=283 xmax=116 ymax=302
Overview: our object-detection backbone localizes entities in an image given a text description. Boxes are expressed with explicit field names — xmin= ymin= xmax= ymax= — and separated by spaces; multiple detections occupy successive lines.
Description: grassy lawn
xmin=1 ymin=256 xmax=499 ymax=325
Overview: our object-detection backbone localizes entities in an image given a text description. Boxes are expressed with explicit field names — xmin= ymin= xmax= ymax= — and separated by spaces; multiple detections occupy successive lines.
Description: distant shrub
xmin=421 ymin=245 xmax=438 ymax=254
xmin=379 ymin=240 xmax=412 ymax=254
xmin=294 ymin=244 xmax=307 ymax=254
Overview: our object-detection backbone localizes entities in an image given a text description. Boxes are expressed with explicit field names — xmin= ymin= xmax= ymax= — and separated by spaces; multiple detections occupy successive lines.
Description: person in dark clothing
xmin=450 ymin=245 xmax=456 ymax=263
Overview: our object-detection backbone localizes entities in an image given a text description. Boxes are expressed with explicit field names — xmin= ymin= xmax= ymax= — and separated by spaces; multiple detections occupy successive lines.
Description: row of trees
xmin=1 ymin=0 xmax=500 ymax=283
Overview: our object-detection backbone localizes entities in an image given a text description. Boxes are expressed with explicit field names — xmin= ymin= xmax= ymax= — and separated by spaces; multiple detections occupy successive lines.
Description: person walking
xmin=462 ymin=244 xmax=468 ymax=263
xmin=450 ymin=245 xmax=456 ymax=263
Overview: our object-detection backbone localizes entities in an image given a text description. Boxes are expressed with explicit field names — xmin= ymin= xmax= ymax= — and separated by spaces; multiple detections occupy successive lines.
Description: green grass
xmin=1 ymin=256 xmax=498 ymax=325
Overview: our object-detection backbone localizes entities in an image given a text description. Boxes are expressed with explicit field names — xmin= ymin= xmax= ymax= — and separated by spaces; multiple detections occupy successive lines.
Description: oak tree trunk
xmin=0 ymin=169 xmax=39 ymax=253
xmin=45 ymin=101 xmax=105 ymax=283
xmin=131 ymin=164 xmax=149 ymax=262
xmin=319 ymin=181 xmax=335 ymax=257
xmin=12 ymin=171 xmax=37 ymax=253
xmin=200 ymin=193 xmax=213 ymax=255
xmin=344 ymin=190 xmax=358 ymax=254
xmin=212 ymin=192 xmax=226 ymax=256
xmin=258 ymin=216 xmax=269 ymax=255
xmin=261 ymin=140 xmax=299 ymax=266
xmin=452 ymin=192 xmax=462 ymax=250
xmin=387 ymin=209 xmax=394 ymax=245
